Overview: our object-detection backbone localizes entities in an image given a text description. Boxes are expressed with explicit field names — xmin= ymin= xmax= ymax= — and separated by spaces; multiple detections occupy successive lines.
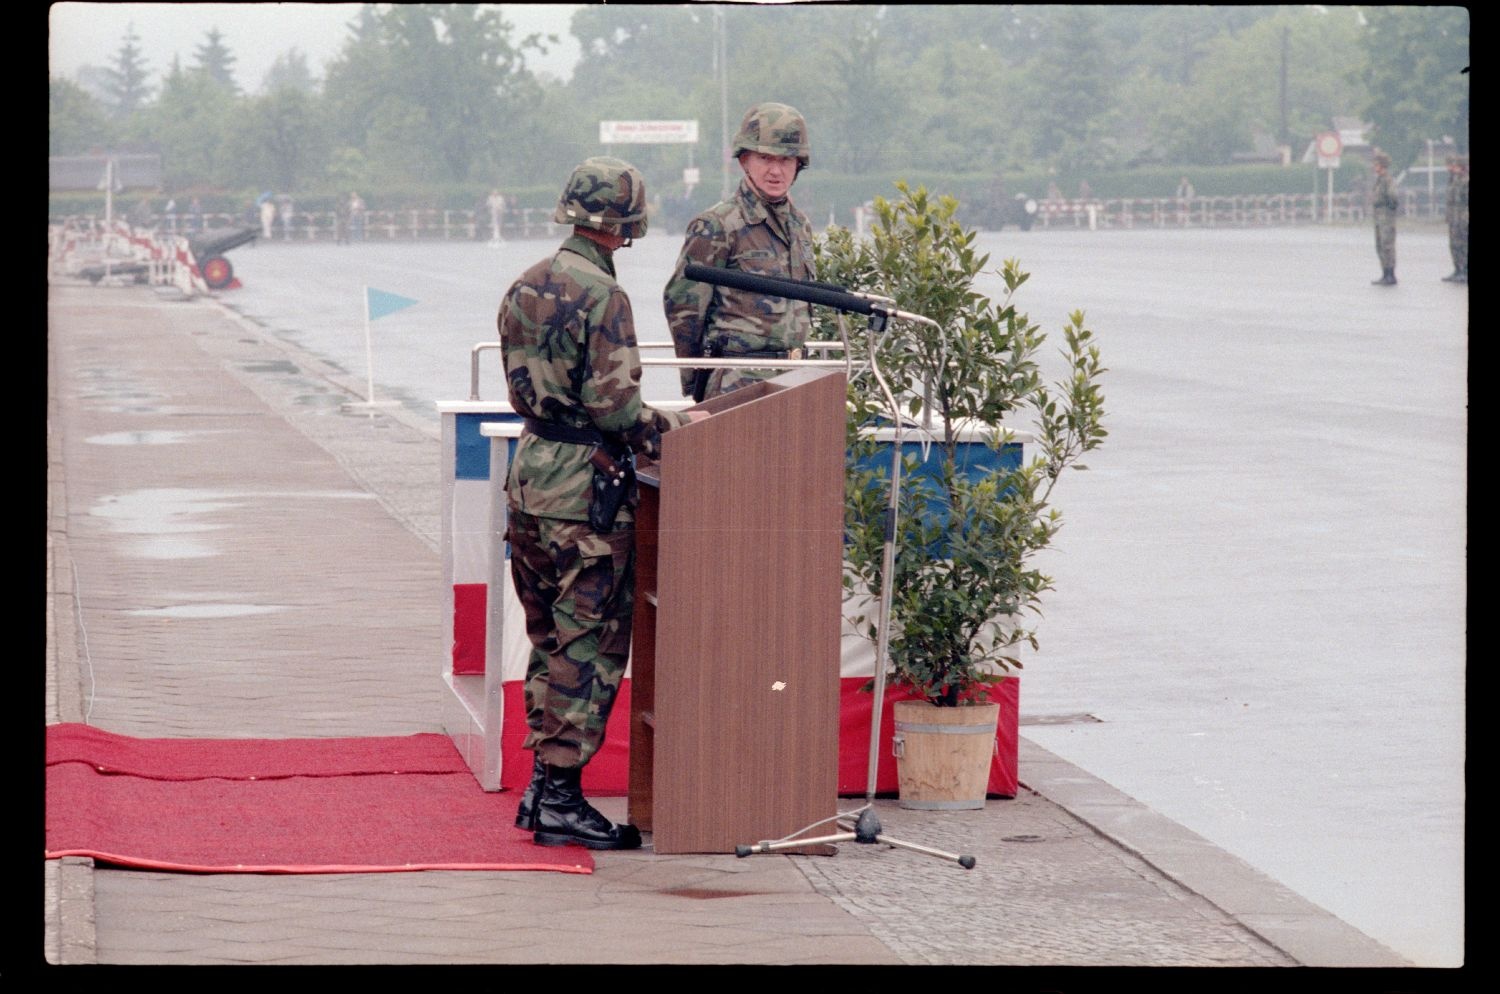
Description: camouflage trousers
xmin=1450 ymin=222 xmax=1468 ymax=273
xmin=1374 ymin=218 xmax=1396 ymax=270
xmin=507 ymin=509 xmax=636 ymax=769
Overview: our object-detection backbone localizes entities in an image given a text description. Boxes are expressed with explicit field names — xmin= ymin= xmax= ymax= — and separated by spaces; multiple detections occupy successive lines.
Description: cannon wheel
xmin=201 ymin=255 xmax=234 ymax=290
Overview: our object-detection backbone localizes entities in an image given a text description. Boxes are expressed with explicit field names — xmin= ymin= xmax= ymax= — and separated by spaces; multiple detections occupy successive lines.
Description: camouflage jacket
xmin=1446 ymin=174 xmax=1468 ymax=227
xmin=663 ymin=178 xmax=816 ymax=397
xmin=1371 ymin=172 xmax=1399 ymax=220
xmin=500 ymin=233 xmax=689 ymax=521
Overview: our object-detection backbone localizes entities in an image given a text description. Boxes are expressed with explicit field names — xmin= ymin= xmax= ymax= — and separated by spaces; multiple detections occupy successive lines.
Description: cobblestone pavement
xmin=42 ymin=282 xmax=1410 ymax=970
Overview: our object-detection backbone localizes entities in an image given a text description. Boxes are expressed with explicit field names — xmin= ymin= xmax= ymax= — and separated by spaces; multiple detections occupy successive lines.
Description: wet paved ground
xmin=213 ymin=223 xmax=1468 ymax=966
xmin=42 ymin=278 xmax=1428 ymax=971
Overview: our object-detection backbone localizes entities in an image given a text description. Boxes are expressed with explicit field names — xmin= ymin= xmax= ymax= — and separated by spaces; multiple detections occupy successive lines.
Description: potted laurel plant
xmin=814 ymin=183 xmax=1107 ymax=808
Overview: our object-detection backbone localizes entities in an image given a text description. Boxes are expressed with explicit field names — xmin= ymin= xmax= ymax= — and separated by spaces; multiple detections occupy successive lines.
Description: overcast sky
xmin=48 ymin=2 xmax=583 ymax=92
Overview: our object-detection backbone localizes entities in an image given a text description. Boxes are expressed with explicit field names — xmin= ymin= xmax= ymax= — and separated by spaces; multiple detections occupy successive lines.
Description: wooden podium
xmin=629 ymin=368 xmax=845 ymax=854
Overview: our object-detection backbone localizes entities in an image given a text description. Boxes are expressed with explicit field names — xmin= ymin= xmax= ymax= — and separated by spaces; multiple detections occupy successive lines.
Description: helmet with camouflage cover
xmin=553 ymin=156 xmax=649 ymax=238
xmin=732 ymin=102 xmax=810 ymax=171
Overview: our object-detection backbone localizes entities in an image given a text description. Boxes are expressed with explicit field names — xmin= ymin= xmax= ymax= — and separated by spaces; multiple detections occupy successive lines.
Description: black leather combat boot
xmin=532 ymin=764 xmax=643 ymax=850
xmin=514 ymin=752 xmax=546 ymax=829
xmin=1372 ymin=268 xmax=1397 ymax=285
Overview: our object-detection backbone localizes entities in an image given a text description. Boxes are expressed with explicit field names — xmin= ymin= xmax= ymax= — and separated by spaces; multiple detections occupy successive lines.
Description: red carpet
xmin=45 ymin=723 xmax=591 ymax=875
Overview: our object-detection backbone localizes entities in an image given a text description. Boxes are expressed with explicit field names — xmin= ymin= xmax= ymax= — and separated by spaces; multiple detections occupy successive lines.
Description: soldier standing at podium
xmin=664 ymin=101 xmax=816 ymax=402
xmin=499 ymin=156 xmax=705 ymax=850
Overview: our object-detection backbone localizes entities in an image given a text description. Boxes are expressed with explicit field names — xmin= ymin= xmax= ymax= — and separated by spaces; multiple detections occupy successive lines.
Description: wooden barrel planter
xmin=891 ymin=700 xmax=1001 ymax=810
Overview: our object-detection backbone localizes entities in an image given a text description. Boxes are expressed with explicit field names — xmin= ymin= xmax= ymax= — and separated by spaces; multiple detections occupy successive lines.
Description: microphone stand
xmin=681 ymin=264 xmax=976 ymax=869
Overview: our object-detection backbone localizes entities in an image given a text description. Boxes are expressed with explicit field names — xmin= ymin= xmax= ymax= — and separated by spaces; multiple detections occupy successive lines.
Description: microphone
xmin=683 ymin=263 xmax=877 ymax=316
xmin=683 ymin=264 xmax=940 ymax=329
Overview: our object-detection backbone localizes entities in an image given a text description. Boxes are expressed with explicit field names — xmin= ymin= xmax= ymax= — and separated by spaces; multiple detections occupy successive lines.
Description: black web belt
xmin=523 ymin=418 xmax=605 ymax=446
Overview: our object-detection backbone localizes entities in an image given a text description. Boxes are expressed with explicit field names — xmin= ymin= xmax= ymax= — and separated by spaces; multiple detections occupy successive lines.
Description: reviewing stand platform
xmin=629 ymin=368 xmax=846 ymax=854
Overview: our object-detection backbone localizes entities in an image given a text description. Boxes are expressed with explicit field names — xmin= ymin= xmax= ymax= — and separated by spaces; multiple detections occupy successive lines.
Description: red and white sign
xmin=599 ymin=119 xmax=699 ymax=144
xmin=1316 ymin=131 xmax=1343 ymax=169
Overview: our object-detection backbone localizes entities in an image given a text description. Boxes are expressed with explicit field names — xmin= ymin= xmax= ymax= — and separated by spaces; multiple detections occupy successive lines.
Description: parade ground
xmin=42 ymin=220 xmax=1464 ymax=973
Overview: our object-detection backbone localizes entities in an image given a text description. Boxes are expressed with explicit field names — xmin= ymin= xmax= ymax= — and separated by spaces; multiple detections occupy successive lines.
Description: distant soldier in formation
xmin=1443 ymin=155 xmax=1468 ymax=284
xmin=1370 ymin=150 xmax=1399 ymax=286
xmin=500 ymin=156 xmax=704 ymax=851
xmin=259 ymin=195 xmax=277 ymax=240
xmin=486 ymin=188 xmax=507 ymax=246
xmin=664 ymin=101 xmax=816 ymax=402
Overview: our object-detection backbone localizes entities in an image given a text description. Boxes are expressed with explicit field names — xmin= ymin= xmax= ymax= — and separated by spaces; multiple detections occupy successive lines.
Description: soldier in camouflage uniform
xmin=1370 ymin=150 xmax=1399 ymax=286
xmin=1443 ymin=155 xmax=1468 ymax=283
xmin=499 ymin=156 xmax=701 ymax=850
xmin=664 ymin=102 xmax=816 ymax=400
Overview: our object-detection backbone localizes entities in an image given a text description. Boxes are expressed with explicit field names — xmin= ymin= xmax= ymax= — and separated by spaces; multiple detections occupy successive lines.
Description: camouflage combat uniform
xmin=1372 ymin=166 xmax=1398 ymax=274
xmin=500 ymin=230 xmax=689 ymax=769
xmin=1446 ymin=162 xmax=1468 ymax=280
xmin=664 ymin=102 xmax=816 ymax=401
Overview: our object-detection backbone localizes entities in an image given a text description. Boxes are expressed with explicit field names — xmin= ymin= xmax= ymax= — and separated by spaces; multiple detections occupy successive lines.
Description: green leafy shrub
xmin=815 ymin=183 xmax=1107 ymax=706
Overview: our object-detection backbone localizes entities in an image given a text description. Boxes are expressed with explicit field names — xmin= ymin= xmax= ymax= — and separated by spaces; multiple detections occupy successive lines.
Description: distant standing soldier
xmin=1370 ymin=150 xmax=1399 ymax=285
xmin=1443 ymin=155 xmax=1468 ymax=283
xmin=348 ymin=191 xmax=366 ymax=241
xmin=500 ymin=156 xmax=704 ymax=850
xmin=258 ymin=194 xmax=277 ymax=240
xmin=486 ymin=188 xmax=507 ymax=246
xmin=664 ymin=101 xmax=816 ymax=401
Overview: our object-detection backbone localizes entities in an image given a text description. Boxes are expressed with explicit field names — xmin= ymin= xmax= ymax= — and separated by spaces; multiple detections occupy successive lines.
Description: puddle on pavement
xmin=237 ymin=359 xmax=301 ymax=375
xmin=86 ymin=429 xmax=230 ymax=446
xmin=1019 ymin=713 xmax=1103 ymax=726
xmin=294 ymin=392 xmax=345 ymax=408
xmin=90 ymin=487 xmax=375 ymax=560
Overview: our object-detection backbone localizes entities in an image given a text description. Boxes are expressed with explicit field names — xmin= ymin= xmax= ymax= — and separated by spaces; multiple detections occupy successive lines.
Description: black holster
xmin=587 ymin=443 xmax=635 ymax=531
xmin=523 ymin=417 xmax=635 ymax=530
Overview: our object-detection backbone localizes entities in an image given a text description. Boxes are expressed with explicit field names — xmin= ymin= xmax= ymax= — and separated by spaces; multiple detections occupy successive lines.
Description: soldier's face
xmin=740 ymin=151 xmax=798 ymax=200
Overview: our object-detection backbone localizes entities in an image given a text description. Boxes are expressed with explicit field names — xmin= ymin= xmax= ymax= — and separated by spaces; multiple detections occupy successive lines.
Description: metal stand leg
xmin=736 ymin=807 xmax=977 ymax=869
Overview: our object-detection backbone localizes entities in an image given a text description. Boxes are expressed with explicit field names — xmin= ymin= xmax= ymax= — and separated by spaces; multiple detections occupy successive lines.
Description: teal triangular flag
xmin=367 ymin=287 xmax=419 ymax=321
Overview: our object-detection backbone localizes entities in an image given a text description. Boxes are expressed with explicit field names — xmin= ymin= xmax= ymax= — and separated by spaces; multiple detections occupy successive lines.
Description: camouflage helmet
xmin=1372 ymin=149 xmax=1391 ymax=168
xmin=553 ymin=156 xmax=648 ymax=238
xmin=732 ymin=102 xmax=810 ymax=170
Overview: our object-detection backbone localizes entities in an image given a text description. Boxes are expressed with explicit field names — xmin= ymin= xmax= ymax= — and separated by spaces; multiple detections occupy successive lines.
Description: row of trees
xmin=50 ymin=5 xmax=1468 ymax=205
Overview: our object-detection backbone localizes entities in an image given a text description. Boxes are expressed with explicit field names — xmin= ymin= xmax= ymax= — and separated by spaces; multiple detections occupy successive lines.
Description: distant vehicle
xmin=967 ymin=192 xmax=1038 ymax=232
xmin=994 ymin=193 xmax=1038 ymax=232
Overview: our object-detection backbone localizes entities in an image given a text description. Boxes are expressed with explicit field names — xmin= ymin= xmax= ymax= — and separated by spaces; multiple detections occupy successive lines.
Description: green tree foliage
xmin=818 ymin=185 xmax=1106 ymax=706
xmin=1358 ymin=7 xmax=1469 ymax=170
xmin=1139 ymin=6 xmax=1365 ymax=166
xmin=103 ymin=22 xmax=153 ymax=119
xmin=135 ymin=62 xmax=237 ymax=191
xmin=222 ymin=86 xmax=328 ymax=192
xmin=817 ymin=6 xmax=905 ymax=174
xmin=1024 ymin=6 xmax=1116 ymax=174
xmin=50 ymin=76 xmax=115 ymax=155
xmin=320 ymin=3 xmax=547 ymax=184
xmin=262 ymin=49 xmax=317 ymax=95
xmin=48 ymin=5 xmax=1464 ymax=202
xmin=192 ymin=27 xmax=239 ymax=94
